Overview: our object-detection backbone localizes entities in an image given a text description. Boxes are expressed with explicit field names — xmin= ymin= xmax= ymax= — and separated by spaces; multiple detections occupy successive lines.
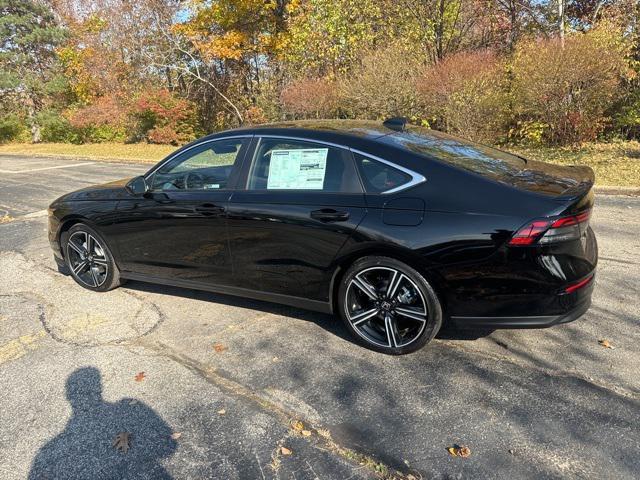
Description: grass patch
xmin=0 ymin=142 xmax=175 ymax=163
xmin=1 ymin=140 xmax=639 ymax=186
xmin=510 ymin=141 xmax=640 ymax=187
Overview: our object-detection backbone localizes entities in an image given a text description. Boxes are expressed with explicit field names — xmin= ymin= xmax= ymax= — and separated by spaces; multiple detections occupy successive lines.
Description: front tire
xmin=63 ymin=223 xmax=122 ymax=292
xmin=338 ymin=256 xmax=442 ymax=354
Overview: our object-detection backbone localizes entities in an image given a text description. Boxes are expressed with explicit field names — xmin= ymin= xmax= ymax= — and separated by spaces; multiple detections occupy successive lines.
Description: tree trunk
xmin=26 ymin=97 xmax=41 ymax=144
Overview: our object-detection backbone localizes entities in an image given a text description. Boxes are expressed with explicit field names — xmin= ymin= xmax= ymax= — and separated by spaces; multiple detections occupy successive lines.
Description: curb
xmin=593 ymin=186 xmax=640 ymax=197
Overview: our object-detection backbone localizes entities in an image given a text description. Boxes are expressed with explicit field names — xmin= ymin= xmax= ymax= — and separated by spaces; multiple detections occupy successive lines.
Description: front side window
xmin=354 ymin=154 xmax=412 ymax=193
xmin=151 ymin=138 xmax=247 ymax=191
xmin=247 ymin=138 xmax=361 ymax=193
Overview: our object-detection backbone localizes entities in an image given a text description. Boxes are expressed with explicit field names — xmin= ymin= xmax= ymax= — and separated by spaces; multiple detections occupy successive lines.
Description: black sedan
xmin=48 ymin=119 xmax=597 ymax=354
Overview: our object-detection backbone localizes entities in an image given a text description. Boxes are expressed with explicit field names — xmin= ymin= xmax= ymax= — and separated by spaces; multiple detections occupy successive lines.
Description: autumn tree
xmin=0 ymin=0 xmax=67 ymax=142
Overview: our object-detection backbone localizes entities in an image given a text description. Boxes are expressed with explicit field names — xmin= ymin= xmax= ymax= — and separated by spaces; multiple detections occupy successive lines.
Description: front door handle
xmin=310 ymin=208 xmax=350 ymax=222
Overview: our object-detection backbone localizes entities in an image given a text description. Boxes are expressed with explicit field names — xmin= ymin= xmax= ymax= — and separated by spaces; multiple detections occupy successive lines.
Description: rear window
xmin=378 ymin=126 xmax=585 ymax=195
xmin=378 ymin=127 xmax=526 ymax=180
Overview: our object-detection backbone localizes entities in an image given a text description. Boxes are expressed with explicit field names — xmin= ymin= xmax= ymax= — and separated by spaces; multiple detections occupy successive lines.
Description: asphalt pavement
xmin=1 ymin=154 xmax=638 ymax=479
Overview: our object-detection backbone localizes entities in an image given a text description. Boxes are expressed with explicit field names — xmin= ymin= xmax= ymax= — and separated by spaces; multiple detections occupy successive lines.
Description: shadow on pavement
xmin=28 ymin=367 xmax=176 ymax=480
xmin=123 ymin=279 xmax=495 ymax=343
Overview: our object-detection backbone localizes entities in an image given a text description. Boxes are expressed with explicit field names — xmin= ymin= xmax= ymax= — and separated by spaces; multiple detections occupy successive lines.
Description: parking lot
xmin=1 ymin=154 xmax=639 ymax=479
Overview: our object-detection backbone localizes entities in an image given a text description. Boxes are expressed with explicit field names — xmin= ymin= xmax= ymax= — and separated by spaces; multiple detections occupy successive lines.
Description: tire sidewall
xmin=64 ymin=223 xmax=120 ymax=292
xmin=338 ymin=256 xmax=442 ymax=355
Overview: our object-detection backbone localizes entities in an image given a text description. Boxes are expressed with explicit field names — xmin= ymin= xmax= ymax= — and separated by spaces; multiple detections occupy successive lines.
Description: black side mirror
xmin=125 ymin=175 xmax=149 ymax=196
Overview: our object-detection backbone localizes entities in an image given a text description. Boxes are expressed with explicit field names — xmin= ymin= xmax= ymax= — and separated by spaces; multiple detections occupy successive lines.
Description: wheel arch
xmin=57 ymin=216 xmax=111 ymax=259
xmin=328 ymin=245 xmax=448 ymax=315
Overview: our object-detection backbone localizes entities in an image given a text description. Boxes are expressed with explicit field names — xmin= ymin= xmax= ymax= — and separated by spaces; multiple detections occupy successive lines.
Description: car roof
xmin=215 ymin=119 xmax=397 ymax=143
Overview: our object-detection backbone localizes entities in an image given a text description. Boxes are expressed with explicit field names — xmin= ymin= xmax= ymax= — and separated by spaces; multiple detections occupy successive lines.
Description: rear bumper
xmin=450 ymin=296 xmax=591 ymax=329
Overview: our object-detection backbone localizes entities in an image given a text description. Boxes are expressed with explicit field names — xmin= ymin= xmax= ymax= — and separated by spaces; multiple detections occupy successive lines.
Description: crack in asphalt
xmin=126 ymin=338 xmax=409 ymax=480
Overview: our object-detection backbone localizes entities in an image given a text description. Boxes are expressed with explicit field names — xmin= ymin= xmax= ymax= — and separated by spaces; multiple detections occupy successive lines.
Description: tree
xmin=0 ymin=0 xmax=67 ymax=142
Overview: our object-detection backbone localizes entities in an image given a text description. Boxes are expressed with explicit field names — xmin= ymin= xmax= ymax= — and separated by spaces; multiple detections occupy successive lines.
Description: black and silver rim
xmin=67 ymin=231 xmax=109 ymax=288
xmin=345 ymin=267 xmax=428 ymax=348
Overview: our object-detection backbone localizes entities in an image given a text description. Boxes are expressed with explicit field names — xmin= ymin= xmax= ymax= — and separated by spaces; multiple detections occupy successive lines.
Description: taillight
xmin=509 ymin=210 xmax=591 ymax=246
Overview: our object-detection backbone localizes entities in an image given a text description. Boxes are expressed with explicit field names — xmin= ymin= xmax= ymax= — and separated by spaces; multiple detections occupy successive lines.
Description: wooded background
xmin=1 ymin=0 xmax=639 ymax=147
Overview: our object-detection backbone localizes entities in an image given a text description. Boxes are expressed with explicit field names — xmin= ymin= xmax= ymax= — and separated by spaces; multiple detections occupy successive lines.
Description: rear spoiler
xmin=558 ymin=166 xmax=595 ymax=197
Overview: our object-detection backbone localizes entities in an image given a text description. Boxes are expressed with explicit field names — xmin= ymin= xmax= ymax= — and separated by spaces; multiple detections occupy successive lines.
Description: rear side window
xmin=247 ymin=138 xmax=362 ymax=193
xmin=354 ymin=154 xmax=412 ymax=194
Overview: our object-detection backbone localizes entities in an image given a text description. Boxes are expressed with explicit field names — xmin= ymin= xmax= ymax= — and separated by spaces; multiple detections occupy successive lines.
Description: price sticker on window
xmin=267 ymin=148 xmax=328 ymax=190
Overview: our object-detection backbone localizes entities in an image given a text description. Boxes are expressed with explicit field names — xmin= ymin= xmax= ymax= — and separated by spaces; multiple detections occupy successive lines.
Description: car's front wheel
xmin=63 ymin=223 xmax=122 ymax=292
xmin=338 ymin=256 xmax=442 ymax=354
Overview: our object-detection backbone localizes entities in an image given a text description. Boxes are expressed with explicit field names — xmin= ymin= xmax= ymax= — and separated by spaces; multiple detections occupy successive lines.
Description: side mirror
xmin=125 ymin=175 xmax=149 ymax=196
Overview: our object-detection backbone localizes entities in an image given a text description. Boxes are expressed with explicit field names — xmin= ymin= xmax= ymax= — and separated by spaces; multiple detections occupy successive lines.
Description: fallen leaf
xmin=301 ymin=430 xmax=312 ymax=437
xmin=217 ymin=409 xmax=226 ymax=415
xmin=598 ymin=339 xmax=614 ymax=349
xmin=171 ymin=432 xmax=182 ymax=440
xmin=129 ymin=400 xmax=138 ymax=406
xmin=113 ymin=432 xmax=131 ymax=453
xmin=213 ymin=343 xmax=227 ymax=353
xmin=272 ymin=356 xmax=279 ymax=362
xmin=134 ymin=372 xmax=146 ymax=382
xmin=291 ymin=420 xmax=304 ymax=431
xmin=280 ymin=446 xmax=292 ymax=455
xmin=447 ymin=445 xmax=471 ymax=458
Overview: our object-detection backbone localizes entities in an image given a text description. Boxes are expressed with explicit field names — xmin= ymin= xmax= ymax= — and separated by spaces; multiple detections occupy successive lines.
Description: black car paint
xmin=48 ymin=120 xmax=597 ymax=327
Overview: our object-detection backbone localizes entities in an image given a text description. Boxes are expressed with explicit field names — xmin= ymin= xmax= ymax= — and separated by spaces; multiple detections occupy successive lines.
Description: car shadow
xmin=28 ymin=367 xmax=177 ymax=480
xmin=122 ymin=280 xmax=494 ymax=343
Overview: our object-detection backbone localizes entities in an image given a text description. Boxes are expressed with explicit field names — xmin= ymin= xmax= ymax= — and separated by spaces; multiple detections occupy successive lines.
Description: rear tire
xmin=338 ymin=256 xmax=442 ymax=354
xmin=63 ymin=223 xmax=122 ymax=292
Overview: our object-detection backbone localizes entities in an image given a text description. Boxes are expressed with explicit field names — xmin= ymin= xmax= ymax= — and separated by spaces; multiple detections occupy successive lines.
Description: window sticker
xmin=267 ymin=148 xmax=328 ymax=190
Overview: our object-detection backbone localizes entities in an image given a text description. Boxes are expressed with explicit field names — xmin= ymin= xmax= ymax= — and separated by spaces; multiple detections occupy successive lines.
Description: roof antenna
xmin=383 ymin=117 xmax=408 ymax=132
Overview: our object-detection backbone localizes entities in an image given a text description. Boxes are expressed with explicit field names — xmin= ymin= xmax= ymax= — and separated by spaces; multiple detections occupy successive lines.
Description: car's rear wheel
xmin=63 ymin=223 xmax=122 ymax=292
xmin=338 ymin=256 xmax=442 ymax=354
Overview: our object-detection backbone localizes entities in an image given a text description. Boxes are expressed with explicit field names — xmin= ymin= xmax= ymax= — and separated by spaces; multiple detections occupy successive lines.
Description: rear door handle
xmin=310 ymin=208 xmax=350 ymax=222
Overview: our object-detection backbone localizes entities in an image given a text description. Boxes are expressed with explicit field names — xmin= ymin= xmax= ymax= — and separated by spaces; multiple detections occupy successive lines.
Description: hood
xmin=56 ymin=178 xmax=133 ymax=203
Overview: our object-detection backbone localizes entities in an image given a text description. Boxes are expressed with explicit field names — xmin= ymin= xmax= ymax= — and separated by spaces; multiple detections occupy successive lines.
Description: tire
xmin=63 ymin=223 xmax=123 ymax=292
xmin=338 ymin=256 xmax=442 ymax=354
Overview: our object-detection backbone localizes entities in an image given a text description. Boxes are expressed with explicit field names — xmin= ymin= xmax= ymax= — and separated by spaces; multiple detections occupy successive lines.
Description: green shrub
xmin=37 ymin=110 xmax=81 ymax=143
xmin=0 ymin=114 xmax=27 ymax=143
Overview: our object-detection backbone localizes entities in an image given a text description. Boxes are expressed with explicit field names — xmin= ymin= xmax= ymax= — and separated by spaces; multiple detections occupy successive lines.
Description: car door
xmin=112 ymin=136 xmax=250 ymax=285
xmin=226 ymin=136 xmax=367 ymax=302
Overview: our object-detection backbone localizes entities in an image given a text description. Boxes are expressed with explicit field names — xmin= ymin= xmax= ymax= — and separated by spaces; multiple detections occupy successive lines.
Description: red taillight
xmin=509 ymin=210 xmax=591 ymax=246
xmin=508 ymin=220 xmax=552 ymax=245
xmin=565 ymin=274 xmax=594 ymax=294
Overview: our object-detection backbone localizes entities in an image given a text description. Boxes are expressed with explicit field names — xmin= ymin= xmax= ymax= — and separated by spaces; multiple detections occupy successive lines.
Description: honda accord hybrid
xmin=48 ymin=118 xmax=597 ymax=354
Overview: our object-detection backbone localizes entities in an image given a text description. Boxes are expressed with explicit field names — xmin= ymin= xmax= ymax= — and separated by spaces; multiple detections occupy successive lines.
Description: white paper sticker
xmin=267 ymin=148 xmax=328 ymax=190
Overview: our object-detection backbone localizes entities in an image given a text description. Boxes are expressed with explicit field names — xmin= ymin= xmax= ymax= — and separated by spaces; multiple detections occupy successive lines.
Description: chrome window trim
xmin=253 ymin=134 xmax=426 ymax=195
xmin=350 ymin=149 xmax=426 ymax=195
xmin=144 ymin=135 xmax=254 ymax=181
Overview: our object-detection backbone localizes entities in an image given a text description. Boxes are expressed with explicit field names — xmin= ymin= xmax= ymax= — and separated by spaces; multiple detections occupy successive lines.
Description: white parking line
xmin=0 ymin=162 xmax=94 ymax=174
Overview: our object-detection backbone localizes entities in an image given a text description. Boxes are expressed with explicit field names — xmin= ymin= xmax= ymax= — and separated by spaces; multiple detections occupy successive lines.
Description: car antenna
xmin=383 ymin=117 xmax=408 ymax=132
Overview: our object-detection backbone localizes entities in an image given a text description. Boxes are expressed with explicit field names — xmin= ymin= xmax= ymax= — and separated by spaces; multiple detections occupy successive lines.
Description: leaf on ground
xmin=134 ymin=372 xmax=146 ymax=382
xmin=113 ymin=432 xmax=131 ymax=453
xmin=598 ymin=339 xmax=614 ymax=349
xmin=171 ymin=432 xmax=182 ymax=440
xmin=217 ymin=408 xmax=226 ymax=415
xmin=291 ymin=420 xmax=304 ymax=431
xmin=301 ymin=430 xmax=312 ymax=437
xmin=280 ymin=446 xmax=292 ymax=455
xmin=447 ymin=445 xmax=471 ymax=458
xmin=213 ymin=343 xmax=227 ymax=353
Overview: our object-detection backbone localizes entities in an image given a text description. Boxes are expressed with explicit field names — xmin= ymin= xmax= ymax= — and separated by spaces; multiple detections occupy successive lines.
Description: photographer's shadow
xmin=29 ymin=367 xmax=176 ymax=480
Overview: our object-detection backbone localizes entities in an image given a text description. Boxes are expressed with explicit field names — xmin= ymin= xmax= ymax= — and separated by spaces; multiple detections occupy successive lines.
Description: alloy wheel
xmin=67 ymin=231 xmax=109 ymax=288
xmin=345 ymin=266 xmax=428 ymax=348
